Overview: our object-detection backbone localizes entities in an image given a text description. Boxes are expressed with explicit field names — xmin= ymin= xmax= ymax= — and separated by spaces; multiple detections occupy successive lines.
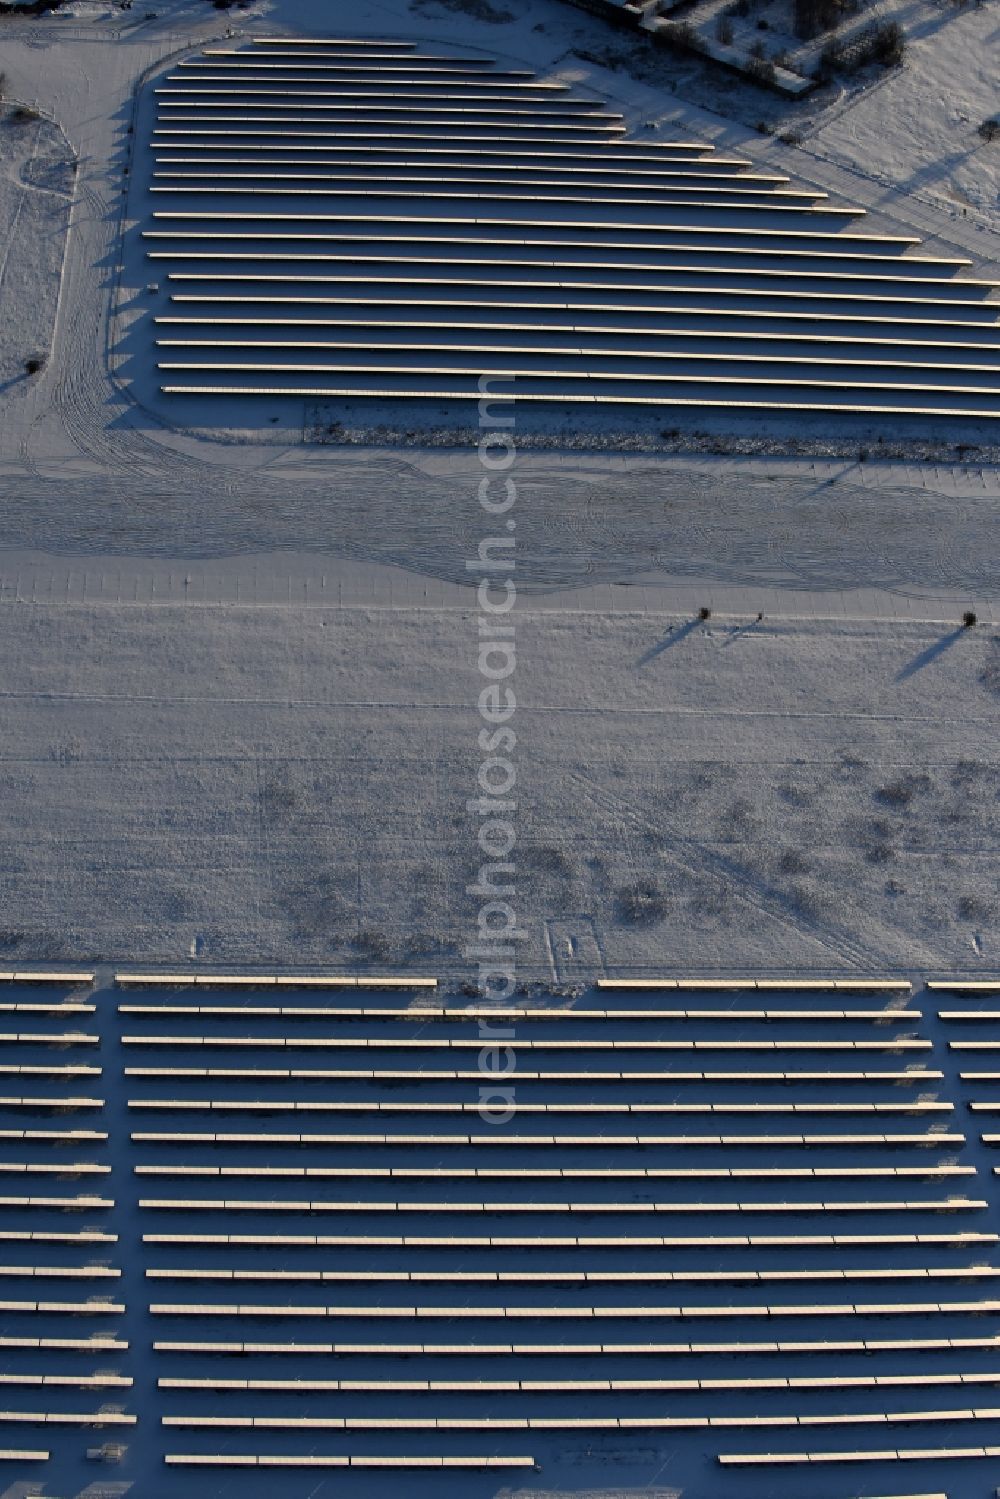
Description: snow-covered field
xmin=0 ymin=599 xmax=996 ymax=976
xmin=805 ymin=0 xmax=1000 ymax=229
xmin=0 ymin=102 xmax=73 ymax=389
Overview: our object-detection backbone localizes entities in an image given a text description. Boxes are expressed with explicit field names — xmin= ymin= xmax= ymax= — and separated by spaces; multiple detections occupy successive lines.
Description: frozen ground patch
xmin=2 ymin=446 xmax=1000 ymax=597
xmin=807 ymin=0 xmax=1000 ymax=235
xmin=0 ymin=101 xmax=74 ymax=391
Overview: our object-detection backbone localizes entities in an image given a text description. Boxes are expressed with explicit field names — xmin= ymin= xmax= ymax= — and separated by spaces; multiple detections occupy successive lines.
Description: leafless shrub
xmin=794 ymin=0 xmax=846 ymax=39
xmin=658 ymin=19 xmax=700 ymax=52
xmin=979 ymin=637 xmax=1000 ymax=697
xmin=862 ymin=816 xmax=896 ymax=864
xmin=787 ymin=882 xmax=823 ymax=919
xmin=746 ymin=53 xmax=777 ymax=85
xmin=615 ymin=879 xmax=669 ymax=927
xmin=353 ymin=929 xmax=392 ymax=961
xmin=875 ymin=774 xmax=931 ymax=809
xmin=525 ymin=844 xmax=575 ymax=878
xmin=402 ymin=933 xmax=457 ymax=957
xmin=819 ymin=20 xmax=904 ymax=77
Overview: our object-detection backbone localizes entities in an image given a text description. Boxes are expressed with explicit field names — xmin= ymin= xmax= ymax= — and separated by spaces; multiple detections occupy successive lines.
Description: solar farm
xmin=0 ymin=0 xmax=998 ymax=1497
xmin=132 ymin=35 xmax=1000 ymax=427
xmin=6 ymin=966 xmax=1000 ymax=1498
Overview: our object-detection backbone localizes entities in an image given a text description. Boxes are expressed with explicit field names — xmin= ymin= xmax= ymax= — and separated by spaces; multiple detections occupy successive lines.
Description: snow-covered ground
xmin=804 ymin=0 xmax=999 ymax=229
xmin=0 ymin=102 xmax=73 ymax=389
xmin=0 ymin=597 xmax=996 ymax=976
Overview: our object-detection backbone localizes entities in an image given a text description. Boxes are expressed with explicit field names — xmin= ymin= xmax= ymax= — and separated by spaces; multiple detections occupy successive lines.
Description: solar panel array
xmin=142 ymin=35 xmax=1000 ymax=421
xmin=3 ymin=969 xmax=1000 ymax=1496
xmin=0 ymin=971 xmax=130 ymax=1472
